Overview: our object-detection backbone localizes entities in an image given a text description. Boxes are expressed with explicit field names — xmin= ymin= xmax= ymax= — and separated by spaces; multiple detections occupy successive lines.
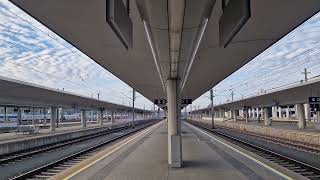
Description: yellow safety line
xmin=185 ymin=122 xmax=294 ymax=180
xmin=63 ymin=121 xmax=162 ymax=180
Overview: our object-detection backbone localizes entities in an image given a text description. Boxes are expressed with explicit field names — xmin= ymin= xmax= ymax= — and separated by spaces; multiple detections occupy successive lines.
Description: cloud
xmin=0 ymin=1 xmax=153 ymax=110
xmin=190 ymin=12 xmax=320 ymax=110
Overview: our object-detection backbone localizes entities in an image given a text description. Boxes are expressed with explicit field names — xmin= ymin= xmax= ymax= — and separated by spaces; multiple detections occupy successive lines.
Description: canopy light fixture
xmin=143 ymin=21 xmax=166 ymax=92
xmin=219 ymin=0 xmax=251 ymax=48
xmin=106 ymin=0 xmax=133 ymax=49
xmin=181 ymin=18 xmax=208 ymax=91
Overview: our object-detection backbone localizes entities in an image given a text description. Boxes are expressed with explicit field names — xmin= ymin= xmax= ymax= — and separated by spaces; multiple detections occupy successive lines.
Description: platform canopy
xmin=0 ymin=76 xmax=147 ymax=112
xmin=9 ymin=0 xmax=320 ymax=102
xmin=191 ymin=78 xmax=320 ymax=112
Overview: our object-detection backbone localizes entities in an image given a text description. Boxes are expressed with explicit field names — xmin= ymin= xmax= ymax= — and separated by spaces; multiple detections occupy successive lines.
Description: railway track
xmin=2 ymin=120 xmax=159 ymax=180
xmin=216 ymin=122 xmax=320 ymax=153
xmin=188 ymin=120 xmax=320 ymax=180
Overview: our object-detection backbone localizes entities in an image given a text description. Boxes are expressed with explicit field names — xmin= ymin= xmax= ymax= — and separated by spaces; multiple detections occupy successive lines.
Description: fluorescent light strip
xmin=181 ymin=18 xmax=208 ymax=91
xmin=143 ymin=21 xmax=166 ymax=92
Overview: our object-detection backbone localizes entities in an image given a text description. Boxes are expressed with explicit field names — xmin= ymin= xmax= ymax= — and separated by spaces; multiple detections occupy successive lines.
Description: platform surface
xmin=70 ymin=121 xmax=289 ymax=180
xmin=199 ymin=117 xmax=320 ymax=133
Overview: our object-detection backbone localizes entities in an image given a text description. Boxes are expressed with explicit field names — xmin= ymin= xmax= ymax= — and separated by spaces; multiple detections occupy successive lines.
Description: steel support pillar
xmin=232 ymin=110 xmax=236 ymax=122
xmin=167 ymin=78 xmax=182 ymax=168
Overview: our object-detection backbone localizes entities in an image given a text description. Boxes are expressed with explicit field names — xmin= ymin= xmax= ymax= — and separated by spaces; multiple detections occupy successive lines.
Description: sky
xmin=0 ymin=1 xmax=320 ymax=111
xmin=0 ymin=0 xmax=154 ymax=110
xmin=190 ymin=11 xmax=320 ymax=111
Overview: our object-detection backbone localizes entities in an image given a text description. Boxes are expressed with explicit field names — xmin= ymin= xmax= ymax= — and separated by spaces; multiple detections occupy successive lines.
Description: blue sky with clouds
xmin=0 ymin=1 xmax=320 ymax=111
xmin=0 ymin=0 xmax=154 ymax=110
xmin=190 ymin=11 xmax=320 ymax=110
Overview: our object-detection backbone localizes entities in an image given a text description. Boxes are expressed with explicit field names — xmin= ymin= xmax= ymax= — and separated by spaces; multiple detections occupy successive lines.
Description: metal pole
xmin=185 ymin=106 xmax=187 ymax=119
xmin=210 ymin=89 xmax=215 ymax=129
xmin=231 ymin=91 xmax=234 ymax=102
xmin=304 ymin=68 xmax=308 ymax=82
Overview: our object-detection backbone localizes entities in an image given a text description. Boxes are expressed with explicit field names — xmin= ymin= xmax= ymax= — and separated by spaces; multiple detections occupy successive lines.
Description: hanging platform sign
xmin=154 ymin=99 xmax=167 ymax=105
xmin=309 ymin=97 xmax=320 ymax=103
xmin=309 ymin=97 xmax=320 ymax=112
xmin=181 ymin=99 xmax=192 ymax=105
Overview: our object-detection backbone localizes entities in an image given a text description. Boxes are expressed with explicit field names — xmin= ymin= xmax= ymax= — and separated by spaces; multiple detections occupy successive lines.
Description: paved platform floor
xmin=199 ymin=118 xmax=320 ymax=133
xmin=70 ymin=121 xmax=293 ymax=180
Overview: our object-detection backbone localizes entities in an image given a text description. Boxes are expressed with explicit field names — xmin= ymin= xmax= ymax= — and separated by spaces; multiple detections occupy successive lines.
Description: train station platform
xmin=58 ymin=121 xmax=304 ymax=180
xmin=0 ymin=120 xmax=143 ymax=156
xmin=0 ymin=121 xmax=114 ymax=142
xmin=190 ymin=118 xmax=320 ymax=148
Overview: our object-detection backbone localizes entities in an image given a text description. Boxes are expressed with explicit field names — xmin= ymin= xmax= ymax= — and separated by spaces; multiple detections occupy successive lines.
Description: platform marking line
xmin=63 ymin=122 xmax=162 ymax=180
xmin=185 ymin=122 xmax=293 ymax=180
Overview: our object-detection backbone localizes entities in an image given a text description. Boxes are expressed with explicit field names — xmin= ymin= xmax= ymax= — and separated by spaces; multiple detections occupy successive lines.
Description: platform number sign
xmin=309 ymin=97 xmax=320 ymax=103
xmin=181 ymin=99 xmax=192 ymax=105
xmin=154 ymin=99 xmax=167 ymax=105
xmin=309 ymin=97 xmax=320 ymax=112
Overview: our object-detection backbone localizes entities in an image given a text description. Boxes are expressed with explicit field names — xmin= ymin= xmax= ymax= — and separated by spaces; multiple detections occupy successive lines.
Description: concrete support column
xmin=286 ymin=106 xmax=290 ymax=118
xmin=271 ymin=107 xmax=277 ymax=119
xmin=111 ymin=111 xmax=115 ymax=124
xmin=304 ymin=104 xmax=311 ymax=121
xmin=3 ymin=106 xmax=6 ymax=122
xmin=50 ymin=107 xmax=57 ymax=131
xmin=252 ymin=109 xmax=255 ymax=118
xmin=232 ymin=110 xmax=236 ymax=122
xmin=264 ymin=108 xmax=271 ymax=126
xmin=81 ymin=109 xmax=87 ymax=128
xmin=43 ymin=107 xmax=46 ymax=126
xmin=245 ymin=109 xmax=248 ymax=123
xmin=32 ymin=107 xmax=35 ymax=125
xmin=296 ymin=104 xmax=306 ymax=129
xmin=167 ymin=78 xmax=182 ymax=168
xmin=59 ymin=108 xmax=64 ymax=122
xmin=278 ymin=107 xmax=282 ymax=119
xmin=99 ymin=109 xmax=104 ymax=125
xmin=17 ymin=108 xmax=22 ymax=126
